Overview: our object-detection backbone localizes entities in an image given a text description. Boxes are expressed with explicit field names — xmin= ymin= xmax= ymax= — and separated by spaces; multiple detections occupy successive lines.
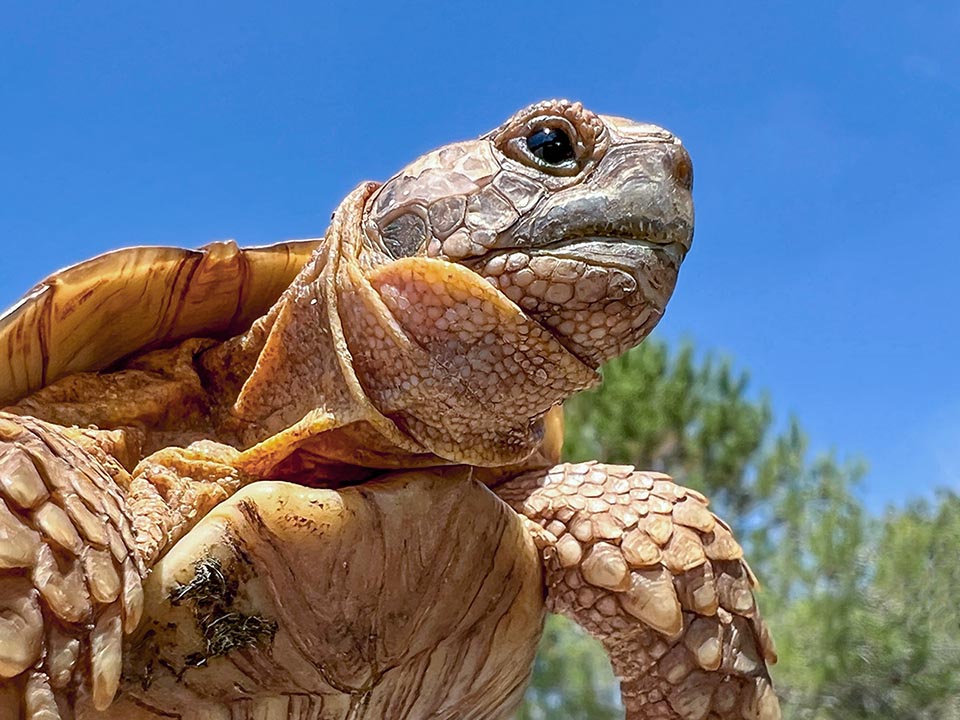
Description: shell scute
xmin=0 ymin=239 xmax=321 ymax=407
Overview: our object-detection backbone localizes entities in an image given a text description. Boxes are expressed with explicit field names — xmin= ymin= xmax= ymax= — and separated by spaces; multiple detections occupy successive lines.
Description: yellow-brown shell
xmin=0 ymin=240 xmax=321 ymax=407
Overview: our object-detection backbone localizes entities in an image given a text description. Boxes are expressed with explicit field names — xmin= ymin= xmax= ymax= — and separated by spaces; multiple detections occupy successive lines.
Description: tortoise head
xmin=363 ymin=99 xmax=694 ymax=368
xmin=234 ymin=101 xmax=694 ymax=474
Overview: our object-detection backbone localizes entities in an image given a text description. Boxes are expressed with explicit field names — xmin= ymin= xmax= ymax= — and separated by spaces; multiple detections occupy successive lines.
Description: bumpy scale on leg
xmin=0 ymin=414 xmax=144 ymax=718
xmin=0 ymin=413 xmax=251 ymax=719
xmin=496 ymin=462 xmax=780 ymax=720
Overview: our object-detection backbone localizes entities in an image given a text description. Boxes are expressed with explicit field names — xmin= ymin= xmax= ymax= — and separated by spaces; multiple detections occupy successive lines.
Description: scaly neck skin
xmin=213 ymin=183 xmax=595 ymax=478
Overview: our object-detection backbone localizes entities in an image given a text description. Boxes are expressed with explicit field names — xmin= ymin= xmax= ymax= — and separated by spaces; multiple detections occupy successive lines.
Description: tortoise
xmin=0 ymin=99 xmax=779 ymax=720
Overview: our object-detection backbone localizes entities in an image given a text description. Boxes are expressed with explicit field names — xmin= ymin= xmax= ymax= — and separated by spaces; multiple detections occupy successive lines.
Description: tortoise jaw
xmin=526 ymin=237 xmax=683 ymax=369
xmin=467 ymin=226 xmax=686 ymax=370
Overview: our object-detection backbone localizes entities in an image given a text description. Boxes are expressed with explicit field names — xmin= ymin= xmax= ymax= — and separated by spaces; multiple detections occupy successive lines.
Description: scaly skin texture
xmin=0 ymin=100 xmax=780 ymax=719
xmin=0 ymin=415 xmax=145 ymax=716
xmin=496 ymin=463 xmax=779 ymax=720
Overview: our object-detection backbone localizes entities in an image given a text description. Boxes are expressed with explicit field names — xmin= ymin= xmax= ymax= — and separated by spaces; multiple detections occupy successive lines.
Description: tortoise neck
xmin=203 ymin=184 xmax=431 ymax=477
xmin=204 ymin=180 xmax=590 ymax=479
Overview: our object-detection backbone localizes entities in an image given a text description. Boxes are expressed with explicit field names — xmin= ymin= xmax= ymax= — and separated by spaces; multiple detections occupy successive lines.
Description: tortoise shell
xmin=0 ymin=239 xmax=321 ymax=407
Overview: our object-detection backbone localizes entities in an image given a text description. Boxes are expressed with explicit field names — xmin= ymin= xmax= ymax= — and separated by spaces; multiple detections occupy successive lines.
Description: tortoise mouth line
xmin=544 ymin=234 xmax=673 ymax=249
xmin=468 ymin=227 xmax=688 ymax=273
xmin=546 ymin=216 xmax=691 ymax=251
xmin=500 ymin=215 xmax=691 ymax=263
xmin=528 ymin=235 xmax=687 ymax=279
xmin=536 ymin=235 xmax=684 ymax=263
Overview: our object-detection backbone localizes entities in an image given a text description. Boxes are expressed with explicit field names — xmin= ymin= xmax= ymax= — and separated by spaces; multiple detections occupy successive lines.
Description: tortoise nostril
xmin=669 ymin=145 xmax=694 ymax=192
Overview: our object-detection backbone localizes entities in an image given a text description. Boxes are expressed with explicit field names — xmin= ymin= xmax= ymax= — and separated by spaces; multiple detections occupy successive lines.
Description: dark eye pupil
xmin=526 ymin=127 xmax=575 ymax=165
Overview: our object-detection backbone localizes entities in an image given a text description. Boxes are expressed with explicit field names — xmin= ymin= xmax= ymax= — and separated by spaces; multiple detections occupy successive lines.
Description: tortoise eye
xmin=526 ymin=127 xmax=575 ymax=165
xmin=495 ymin=110 xmax=589 ymax=177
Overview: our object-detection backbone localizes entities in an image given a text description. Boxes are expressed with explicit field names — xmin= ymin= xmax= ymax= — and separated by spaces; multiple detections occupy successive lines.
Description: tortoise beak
xmin=514 ymin=133 xmax=694 ymax=257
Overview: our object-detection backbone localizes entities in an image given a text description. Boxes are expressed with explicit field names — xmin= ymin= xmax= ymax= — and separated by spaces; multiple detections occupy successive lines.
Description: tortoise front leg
xmin=494 ymin=462 xmax=781 ymax=720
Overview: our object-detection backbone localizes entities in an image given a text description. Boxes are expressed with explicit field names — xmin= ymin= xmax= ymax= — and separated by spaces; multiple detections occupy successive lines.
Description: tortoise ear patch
xmin=380 ymin=212 xmax=430 ymax=258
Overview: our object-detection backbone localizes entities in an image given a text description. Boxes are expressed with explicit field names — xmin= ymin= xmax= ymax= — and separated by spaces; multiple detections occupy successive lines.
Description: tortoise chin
xmin=468 ymin=216 xmax=691 ymax=368
xmin=518 ymin=236 xmax=686 ymax=368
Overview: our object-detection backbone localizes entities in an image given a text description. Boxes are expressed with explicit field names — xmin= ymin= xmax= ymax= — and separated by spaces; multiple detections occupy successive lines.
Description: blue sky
xmin=1 ymin=3 xmax=957 ymax=508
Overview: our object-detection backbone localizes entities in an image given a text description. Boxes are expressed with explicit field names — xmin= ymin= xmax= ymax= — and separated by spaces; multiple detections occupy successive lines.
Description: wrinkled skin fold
xmin=0 ymin=100 xmax=779 ymax=719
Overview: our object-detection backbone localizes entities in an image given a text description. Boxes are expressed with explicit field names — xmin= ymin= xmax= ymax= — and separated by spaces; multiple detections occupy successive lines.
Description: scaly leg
xmin=0 ymin=412 xmax=251 ymax=718
xmin=495 ymin=461 xmax=780 ymax=720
